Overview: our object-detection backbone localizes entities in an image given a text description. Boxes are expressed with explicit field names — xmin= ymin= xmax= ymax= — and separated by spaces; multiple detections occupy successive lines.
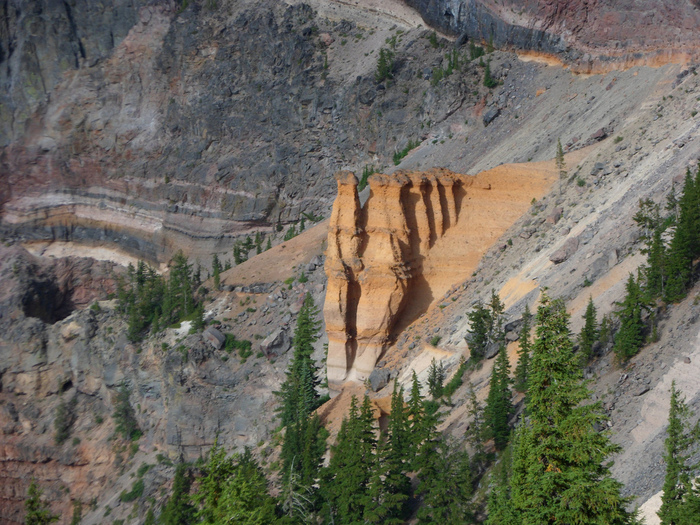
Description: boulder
xmin=549 ymin=237 xmax=579 ymax=264
xmin=260 ymin=328 xmax=291 ymax=358
xmin=368 ymin=368 xmax=391 ymax=392
xmin=203 ymin=327 xmax=225 ymax=350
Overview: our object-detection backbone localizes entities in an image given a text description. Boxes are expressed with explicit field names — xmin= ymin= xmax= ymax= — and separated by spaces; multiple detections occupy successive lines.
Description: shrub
xmin=119 ymin=479 xmax=144 ymax=503
xmin=375 ymin=47 xmax=395 ymax=83
xmin=429 ymin=335 xmax=442 ymax=347
xmin=393 ymin=139 xmax=420 ymax=165
xmin=358 ymin=165 xmax=375 ymax=191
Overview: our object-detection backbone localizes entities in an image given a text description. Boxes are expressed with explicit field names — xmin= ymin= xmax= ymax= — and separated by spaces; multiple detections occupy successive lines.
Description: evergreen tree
xmin=645 ymin=220 xmax=668 ymax=301
xmin=375 ymin=47 xmax=395 ymax=82
xmin=658 ymin=381 xmax=700 ymax=524
xmin=265 ymin=237 xmax=272 ymax=251
xmin=193 ymin=439 xmax=236 ymax=524
xmin=614 ymin=274 xmax=646 ymax=361
xmin=212 ymin=253 xmax=221 ymax=291
xmin=486 ymin=445 xmax=519 ymax=525
xmin=466 ymin=291 xmax=504 ymax=361
xmin=24 ymin=480 xmax=59 ymax=525
xmin=427 ymin=358 xmax=446 ymax=399
xmin=255 ymin=232 xmax=263 ymax=254
xmin=465 ymin=384 xmax=487 ymax=471
xmin=665 ymin=169 xmax=696 ymax=302
xmin=112 ymin=383 xmax=141 ymax=441
xmin=144 ymin=509 xmax=156 ymax=525
xmin=513 ymin=304 xmax=532 ymax=393
xmin=556 ymin=138 xmax=567 ymax=187
xmin=484 ymin=345 xmax=513 ymax=451
xmin=511 ymin=293 xmax=636 ymax=524
xmin=417 ymin=442 xmax=474 ymax=524
xmin=364 ymin=382 xmax=411 ymax=524
xmin=321 ymin=396 xmax=376 ymax=523
xmin=579 ymin=296 xmax=598 ymax=365
xmin=159 ymin=463 xmax=195 ymax=525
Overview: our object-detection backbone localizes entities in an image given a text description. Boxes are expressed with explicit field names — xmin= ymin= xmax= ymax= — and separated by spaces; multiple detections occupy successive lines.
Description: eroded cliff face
xmin=405 ymin=0 xmax=700 ymax=72
xmin=324 ymin=161 xmax=557 ymax=388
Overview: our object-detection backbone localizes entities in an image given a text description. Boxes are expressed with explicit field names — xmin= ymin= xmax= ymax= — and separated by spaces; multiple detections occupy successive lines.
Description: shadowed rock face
xmin=405 ymin=0 xmax=700 ymax=72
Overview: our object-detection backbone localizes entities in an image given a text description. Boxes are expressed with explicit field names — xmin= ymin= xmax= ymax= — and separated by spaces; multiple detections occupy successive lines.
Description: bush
xmin=393 ymin=139 xmax=420 ymax=165
xmin=119 ymin=479 xmax=144 ymax=503
xmin=113 ymin=384 xmax=142 ymax=441
xmin=358 ymin=165 xmax=375 ymax=191
xmin=483 ymin=60 xmax=498 ymax=88
xmin=375 ymin=47 xmax=395 ymax=83
xmin=429 ymin=335 xmax=441 ymax=347
xmin=442 ymin=359 xmax=467 ymax=398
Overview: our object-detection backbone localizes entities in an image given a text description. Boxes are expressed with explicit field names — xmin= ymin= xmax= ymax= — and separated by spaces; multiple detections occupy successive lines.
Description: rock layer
xmin=324 ymin=162 xmax=557 ymax=388
xmin=405 ymin=0 xmax=700 ymax=73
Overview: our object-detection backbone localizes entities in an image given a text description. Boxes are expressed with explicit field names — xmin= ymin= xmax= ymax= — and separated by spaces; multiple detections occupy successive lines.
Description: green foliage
xmin=159 ymin=463 xmax=195 ymax=525
xmin=483 ymin=60 xmax=498 ymax=88
xmin=212 ymin=253 xmax=221 ymax=290
xmin=556 ymin=138 xmax=567 ymax=182
xmin=510 ymin=293 xmax=636 ymax=524
xmin=427 ymin=358 xmax=446 ymax=399
xmin=442 ymin=358 xmax=467 ymax=399
xmin=393 ymin=139 xmax=420 ymax=165
xmin=428 ymin=31 xmax=439 ymax=48
xmin=54 ymin=396 xmax=77 ymax=444
xmin=469 ymin=42 xmax=485 ymax=60
xmin=466 ymin=290 xmax=504 ymax=361
xmin=658 ymin=382 xmax=700 ymax=524
xmin=117 ymin=253 xmax=199 ymax=341
xmin=513 ymin=304 xmax=532 ymax=393
xmin=283 ymin=224 xmax=298 ymax=241
xmin=119 ymin=479 xmax=144 ymax=503
xmin=24 ymin=480 xmax=59 ymax=525
xmin=69 ymin=500 xmax=82 ymax=525
xmin=223 ymin=333 xmax=252 ymax=360
xmin=579 ymin=296 xmax=598 ymax=365
xmin=485 ymin=445 xmax=518 ymax=525
xmin=112 ymin=384 xmax=142 ymax=441
xmin=614 ymin=274 xmax=646 ymax=361
xmin=255 ymin=232 xmax=263 ymax=255
xmin=375 ymin=47 xmax=395 ymax=83
xmin=358 ymin=165 xmax=376 ymax=192
xmin=484 ymin=346 xmax=512 ymax=450
xmin=429 ymin=335 xmax=441 ymax=347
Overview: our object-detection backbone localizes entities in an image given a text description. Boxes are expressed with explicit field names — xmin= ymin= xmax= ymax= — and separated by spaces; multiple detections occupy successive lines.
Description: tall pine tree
xmin=658 ymin=381 xmax=700 ymax=524
xmin=484 ymin=345 xmax=513 ymax=451
xmin=511 ymin=293 xmax=636 ymax=524
xmin=614 ymin=274 xmax=646 ymax=361
xmin=579 ymin=296 xmax=598 ymax=365
xmin=513 ymin=304 xmax=532 ymax=393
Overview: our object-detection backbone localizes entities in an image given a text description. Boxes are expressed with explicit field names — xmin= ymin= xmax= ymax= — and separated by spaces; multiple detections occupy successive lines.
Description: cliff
xmin=324 ymin=161 xmax=557 ymax=388
xmin=405 ymin=0 xmax=700 ymax=72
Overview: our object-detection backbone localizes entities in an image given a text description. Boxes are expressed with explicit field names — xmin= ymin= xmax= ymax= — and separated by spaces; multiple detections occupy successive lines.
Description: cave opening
xmin=21 ymin=278 xmax=76 ymax=324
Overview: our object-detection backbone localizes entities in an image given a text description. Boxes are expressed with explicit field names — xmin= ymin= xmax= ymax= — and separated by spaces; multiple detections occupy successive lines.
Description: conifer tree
xmin=427 ymin=358 xmax=446 ymax=399
xmin=159 ymin=463 xmax=195 ymax=525
xmin=484 ymin=345 xmax=513 ymax=450
xmin=255 ymin=232 xmax=263 ymax=255
xmin=511 ymin=293 xmax=635 ymax=524
xmin=265 ymin=237 xmax=272 ymax=251
xmin=658 ymin=381 xmax=700 ymax=524
xmin=556 ymin=138 xmax=567 ymax=190
xmin=665 ymin=169 xmax=697 ymax=302
xmin=645 ymin=221 xmax=668 ymax=301
xmin=486 ymin=445 xmax=519 ymax=525
xmin=321 ymin=396 xmax=376 ymax=523
xmin=466 ymin=291 xmax=505 ymax=361
xmin=417 ymin=442 xmax=473 ymax=524
xmin=513 ymin=304 xmax=532 ymax=393
xmin=212 ymin=253 xmax=221 ymax=290
xmin=579 ymin=296 xmax=598 ymax=365
xmin=24 ymin=480 xmax=59 ymax=525
xmin=614 ymin=274 xmax=646 ymax=361
xmin=364 ymin=382 xmax=411 ymax=524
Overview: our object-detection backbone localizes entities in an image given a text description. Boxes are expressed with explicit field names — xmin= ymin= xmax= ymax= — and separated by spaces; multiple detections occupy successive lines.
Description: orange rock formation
xmin=324 ymin=163 xmax=557 ymax=389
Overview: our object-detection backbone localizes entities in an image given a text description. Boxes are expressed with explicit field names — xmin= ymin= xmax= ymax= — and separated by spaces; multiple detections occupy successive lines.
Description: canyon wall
xmin=324 ymin=162 xmax=557 ymax=388
xmin=405 ymin=0 xmax=700 ymax=72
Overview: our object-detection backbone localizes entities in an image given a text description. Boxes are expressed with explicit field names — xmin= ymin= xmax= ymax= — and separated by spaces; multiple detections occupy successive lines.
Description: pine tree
xmin=658 ymin=381 xmax=700 ymax=524
xmin=511 ymin=293 xmax=635 ymax=524
xmin=364 ymin=382 xmax=411 ymax=524
xmin=159 ymin=463 xmax=195 ymax=525
xmin=255 ymin=232 xmax=262 ymax=254
xmin=484 ymin=345 xmax=513 ymax=451
xmin=211 ymin=253 xmax=221 ymax=290
xmin=24 ymin=480 xmax=59 ymax=525
xmin=417 ymin=442 xmax=474 ymax=524
xmin=665 ymin=169 xmax=696 ymax=302
xmin=427 ymin=358 xmax=446 ymax=399
xmin=467 ymin=301 xmax=492 ymax=360
xmin=579 ymin=296 xmax=598 ymax=365
xmin=321 ymin=396 xmax=376 ymax=523
xmin=112 ymin=384 xmax=141 ymax=441
xmin=556 ymin=138 xmax=567 ymax=189
xmin=513 ymin=304 xmax=532 ymax=393
xmin=265 ymin=237 xmax=272 ymax=251
xmin=614 ymin=274 xmax=646 ymax=361
xmin=645 ymin=220 xmax=668 ymax=301
xmin=486 ymin=445 xmax=519 ymax=525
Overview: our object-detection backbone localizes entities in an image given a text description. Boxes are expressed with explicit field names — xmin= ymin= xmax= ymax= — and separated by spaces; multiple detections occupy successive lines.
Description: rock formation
xmin=405 ymin=0 xmax=700 ymax=73
xmin=325 ymin=162 xmax=556 ymax=388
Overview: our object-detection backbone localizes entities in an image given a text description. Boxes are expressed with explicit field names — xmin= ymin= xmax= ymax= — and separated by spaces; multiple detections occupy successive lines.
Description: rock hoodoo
xmin=324 ymin=163 xmax=557 ymax=389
